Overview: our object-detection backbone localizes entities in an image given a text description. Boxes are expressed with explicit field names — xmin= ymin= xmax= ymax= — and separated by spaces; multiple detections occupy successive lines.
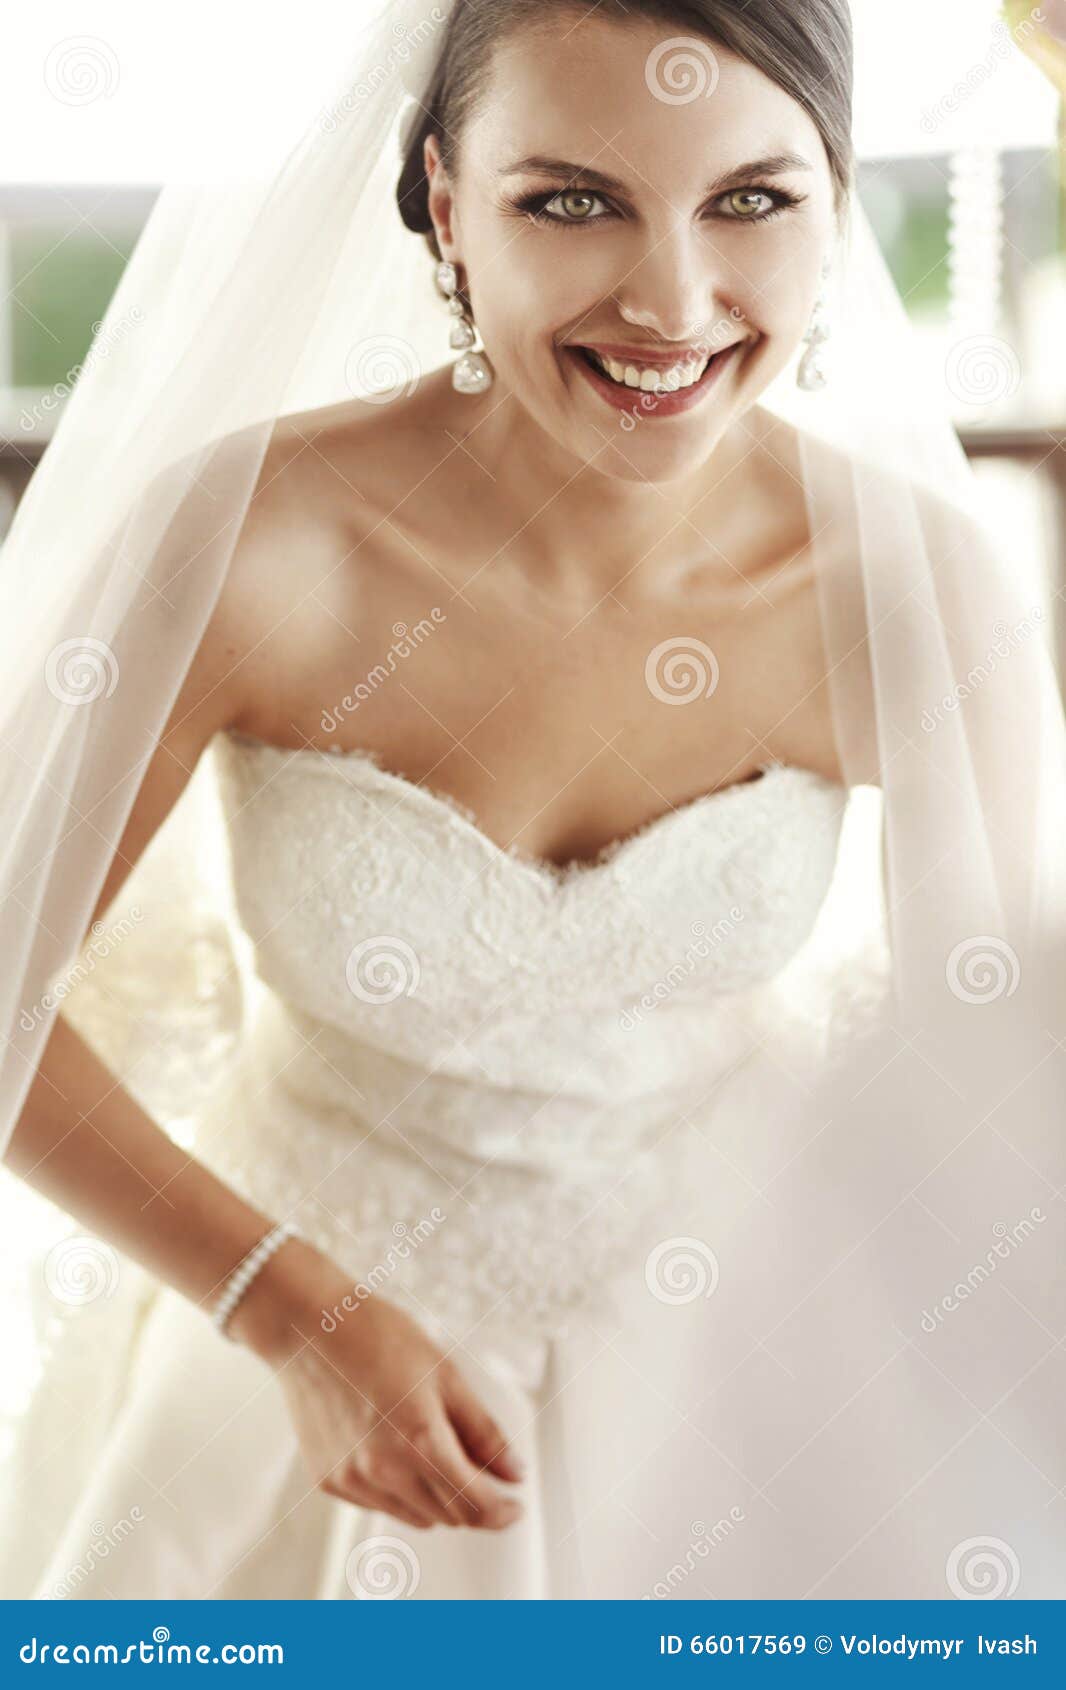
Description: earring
xmin=434 ymin=261 xmax=495 ymax=395
xmin=797 ymin=255 xmax=832 ymax=391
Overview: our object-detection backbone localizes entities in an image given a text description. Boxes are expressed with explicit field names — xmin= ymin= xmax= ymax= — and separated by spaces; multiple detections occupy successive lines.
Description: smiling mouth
xmin=565 ymin=339 xmax=744 ymax=414
xmin=574 ymin=345 xmax=723 ymax=393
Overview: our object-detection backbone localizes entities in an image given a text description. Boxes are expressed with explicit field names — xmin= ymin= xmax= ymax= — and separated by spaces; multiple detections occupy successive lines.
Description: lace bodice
xmin=203 ymin=729 xmax=847 ymax=1341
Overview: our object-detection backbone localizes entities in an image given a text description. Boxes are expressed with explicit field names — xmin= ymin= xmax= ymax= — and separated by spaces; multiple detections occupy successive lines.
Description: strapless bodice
xmin=202 ymin=728 xmax=848 ymax=1340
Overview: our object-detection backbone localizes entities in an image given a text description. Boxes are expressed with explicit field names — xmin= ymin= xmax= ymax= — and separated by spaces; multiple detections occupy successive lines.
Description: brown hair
xmin=396 ymin=0 xmax=854 ymax=263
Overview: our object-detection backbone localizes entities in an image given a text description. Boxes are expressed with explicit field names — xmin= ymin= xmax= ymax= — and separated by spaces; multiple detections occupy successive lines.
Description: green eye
xmin=545 ymin=189 xmax=603 ymax=221
xmin=725 ymin=188 xmax=775 ymax=218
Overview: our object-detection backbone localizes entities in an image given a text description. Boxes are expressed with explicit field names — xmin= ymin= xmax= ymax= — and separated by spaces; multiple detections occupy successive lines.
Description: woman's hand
xmin=228 ymin=1237 xmax=527 ymax=1531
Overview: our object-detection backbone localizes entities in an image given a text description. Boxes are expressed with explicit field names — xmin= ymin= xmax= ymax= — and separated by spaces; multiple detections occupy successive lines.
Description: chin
xmin=588 ymin=426 xmax=734 ymax=485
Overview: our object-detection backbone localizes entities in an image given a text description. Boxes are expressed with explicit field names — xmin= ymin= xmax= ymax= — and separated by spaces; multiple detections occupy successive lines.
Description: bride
xmin=1 ymin=0 xmax=1064 ymax=1601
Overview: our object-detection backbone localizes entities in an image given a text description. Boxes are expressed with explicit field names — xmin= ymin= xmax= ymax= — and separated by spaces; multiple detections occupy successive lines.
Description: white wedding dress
xmin=4 ymin=728 xmax=1061 ymax=1600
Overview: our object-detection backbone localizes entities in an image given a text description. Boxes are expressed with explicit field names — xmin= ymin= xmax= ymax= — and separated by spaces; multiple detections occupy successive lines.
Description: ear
xmin=424 ymin=132 xmax=460 ymax=261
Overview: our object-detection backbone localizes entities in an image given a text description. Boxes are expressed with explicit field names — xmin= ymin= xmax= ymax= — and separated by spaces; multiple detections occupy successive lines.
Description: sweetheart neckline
xmin=221 ymin=728 xmax=845 ymax=886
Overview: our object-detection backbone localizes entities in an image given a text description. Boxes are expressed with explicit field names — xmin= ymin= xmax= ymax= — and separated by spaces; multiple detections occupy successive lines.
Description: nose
xmin=613 ymin=219 xmax=724 ymax=345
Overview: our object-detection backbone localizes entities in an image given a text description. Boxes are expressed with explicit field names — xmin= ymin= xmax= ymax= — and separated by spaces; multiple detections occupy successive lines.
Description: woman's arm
xmin=4 ymin=1000 xmax=311 ymax=1338
xmin=1 ymin=531 xmax=295 ymax=1325
xmin=1 ymin=514 xmax=525 ymax=1529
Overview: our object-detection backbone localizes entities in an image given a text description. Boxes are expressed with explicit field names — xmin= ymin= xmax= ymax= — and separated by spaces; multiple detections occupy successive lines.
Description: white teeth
xmin=586 ymin=349 xmax=712 ymax=391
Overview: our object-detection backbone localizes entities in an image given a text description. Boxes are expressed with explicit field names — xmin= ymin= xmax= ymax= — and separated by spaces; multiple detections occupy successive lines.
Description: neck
xmin=443 ymin=377 xmax=767 ymax=601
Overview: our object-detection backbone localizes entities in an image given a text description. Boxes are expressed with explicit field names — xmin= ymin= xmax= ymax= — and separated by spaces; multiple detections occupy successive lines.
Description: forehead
xmin=466 ymin=13 xmax=827 ymax=186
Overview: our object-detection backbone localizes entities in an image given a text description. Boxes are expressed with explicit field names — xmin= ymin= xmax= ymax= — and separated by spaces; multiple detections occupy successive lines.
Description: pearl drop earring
xmin=435 ymin=261 xmax=495 ymax=395
xmin=797 ymin=255 xmax=833 ymax=391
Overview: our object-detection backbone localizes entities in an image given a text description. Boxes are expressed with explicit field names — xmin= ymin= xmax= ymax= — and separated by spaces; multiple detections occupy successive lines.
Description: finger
xmin=399 ymin=1428 xmax=481 ymax=1526
xmin=415 ymin=1473 xmax=466 ymax=1526
xmin=413 ymin=1413 xmax=524 ymax=1529
xmin=378 ymin=1487 xmax=437 ymax=1531
xmin=330 ymin=1473 xmax=435 ymax=1531
xmin=443 ymin=1368 xmax=526 ymax=1483
xmin=377 ymin=1465 xmax=459 ymax=1528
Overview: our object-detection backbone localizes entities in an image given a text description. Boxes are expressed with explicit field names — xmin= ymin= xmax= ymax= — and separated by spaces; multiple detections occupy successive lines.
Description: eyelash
xmin=505 ymin=183 xmax=805 ymax=230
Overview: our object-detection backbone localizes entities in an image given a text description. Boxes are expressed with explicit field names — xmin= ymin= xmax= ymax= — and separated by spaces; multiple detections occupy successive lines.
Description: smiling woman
xmin=396 ymin=0 xmax=847 ymax=481
xmin=0 ymin=0 xmax=1064 ymax=1606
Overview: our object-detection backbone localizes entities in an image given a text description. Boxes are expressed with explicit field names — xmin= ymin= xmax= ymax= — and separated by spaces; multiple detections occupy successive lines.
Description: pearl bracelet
xmin=211 ymin=1221 xmax=302 ymax=1339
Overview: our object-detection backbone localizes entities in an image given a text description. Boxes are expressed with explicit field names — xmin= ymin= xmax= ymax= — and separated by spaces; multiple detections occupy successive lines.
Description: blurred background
xmin=0 ymin=0 xmax=1064 ymax=657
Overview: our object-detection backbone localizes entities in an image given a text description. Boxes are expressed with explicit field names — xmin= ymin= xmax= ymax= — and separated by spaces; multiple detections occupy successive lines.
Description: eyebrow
xmin=497 ymin=152 xmax=814 ymax=197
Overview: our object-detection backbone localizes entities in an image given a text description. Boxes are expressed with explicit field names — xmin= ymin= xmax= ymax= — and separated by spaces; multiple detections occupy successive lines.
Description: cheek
xmin=468 ymin=229 xmax=546 ymax=309
xmin=719 ymin=225 xmax=827 ymax=340
xmin=738 ymin=268 xmax=817 ymax=345
xmin=474 ymin=241 xmax=611 ymax=366
xmin=514 ymin=230 xmax=615 ymax=298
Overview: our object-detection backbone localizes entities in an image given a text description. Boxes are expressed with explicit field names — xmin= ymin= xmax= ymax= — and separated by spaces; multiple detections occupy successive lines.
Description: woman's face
xmin=425 ymin=12 xmax=840 ymax=483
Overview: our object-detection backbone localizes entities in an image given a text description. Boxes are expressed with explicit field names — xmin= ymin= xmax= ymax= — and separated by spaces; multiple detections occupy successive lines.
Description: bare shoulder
xmin=204 ymin=373 xmax=457 ymax=742
xmin=755 ymin=405 xmax=1000 ymax=794
xmin=739 ymin=405 xmax=884 ymax=788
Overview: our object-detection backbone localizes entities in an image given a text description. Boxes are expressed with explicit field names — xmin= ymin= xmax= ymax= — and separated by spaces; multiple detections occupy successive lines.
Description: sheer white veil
xmin=1 ymin=0 xmax=1065 ymax=1597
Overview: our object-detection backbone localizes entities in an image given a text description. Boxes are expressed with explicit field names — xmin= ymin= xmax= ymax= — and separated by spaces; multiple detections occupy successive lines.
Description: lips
xmin=576 ymin=341 xmax=714 ymax=367
xmin=564 ymin=340 xmax=743 ymax=419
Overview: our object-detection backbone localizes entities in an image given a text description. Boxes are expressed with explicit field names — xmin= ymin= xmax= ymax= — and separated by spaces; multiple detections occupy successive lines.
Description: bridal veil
xmin=1 ymin=0 xmax=1064 ymax=1597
